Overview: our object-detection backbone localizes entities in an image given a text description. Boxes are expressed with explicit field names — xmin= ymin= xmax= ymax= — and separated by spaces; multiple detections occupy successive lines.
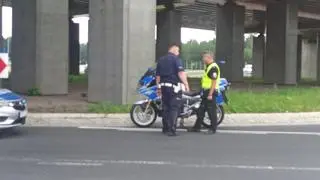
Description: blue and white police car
xmin=0 ymin=89 xmax=27 ymax=129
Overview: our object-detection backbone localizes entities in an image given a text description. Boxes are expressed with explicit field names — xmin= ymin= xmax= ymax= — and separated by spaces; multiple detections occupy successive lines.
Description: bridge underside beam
xmin=299 ymin=23 xmax=320 ymax=31
xmin=69 ymin=6 xmax=320 ymax=33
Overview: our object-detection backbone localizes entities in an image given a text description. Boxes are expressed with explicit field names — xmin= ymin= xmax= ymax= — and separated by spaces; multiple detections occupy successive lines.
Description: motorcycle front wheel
xmin=130 ymin=103 xmax=157 ymax=128
xmin=202 ymin=105 xmax=225 ymax=128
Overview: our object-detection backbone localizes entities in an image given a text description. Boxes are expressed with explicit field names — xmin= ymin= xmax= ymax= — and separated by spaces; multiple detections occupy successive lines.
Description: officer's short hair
xmin=201 ymin=51 xmax=215 ymax=59
xmin=168 ymin=43 xmax=180 ymax=49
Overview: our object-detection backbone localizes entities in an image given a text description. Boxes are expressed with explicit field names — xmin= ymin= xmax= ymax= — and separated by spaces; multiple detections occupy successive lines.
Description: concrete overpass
xmin=1 ymin=0 xmax=320 ymax=104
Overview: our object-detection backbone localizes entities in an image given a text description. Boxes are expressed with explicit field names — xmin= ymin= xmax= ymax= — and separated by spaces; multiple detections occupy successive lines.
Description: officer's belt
xmin=160 ymin=83 xmax=182 ymax=93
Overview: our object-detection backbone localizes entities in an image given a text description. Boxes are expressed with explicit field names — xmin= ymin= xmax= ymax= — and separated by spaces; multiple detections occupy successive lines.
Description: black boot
xmin=205 ymin=129 xmax=216 ymax=135
xmin=162 ymin=128 xmax=168 ymax=134
xmin=187 ymin=127 xmax=201 ymax=132
xmin=167 ymin=131 xmax=178 ymax=136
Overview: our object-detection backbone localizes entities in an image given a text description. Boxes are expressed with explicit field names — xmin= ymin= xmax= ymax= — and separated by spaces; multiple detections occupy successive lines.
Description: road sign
xmin=0 ymin=53 xmax=9 ymax=79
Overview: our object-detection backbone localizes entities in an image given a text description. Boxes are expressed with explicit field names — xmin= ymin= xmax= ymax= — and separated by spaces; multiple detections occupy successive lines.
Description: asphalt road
xmin=1 ymin=125 xmax=320 ymax=180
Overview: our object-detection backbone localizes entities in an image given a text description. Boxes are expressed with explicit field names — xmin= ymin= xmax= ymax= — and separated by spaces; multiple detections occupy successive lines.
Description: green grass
xmin=70 ymin=71 xmax=320 ymax=113
xmin=68 ymin=74 xmax=87 ymax=84
xmin=88 ymin=102 xmax=131 ymax=114
xmin=27 ymin=87 xmax=41 ymax=96
xmin=243 ymin=77 xmax=264 ymax=83
xmin=87 ymin=87 xmax=320 ymax=114
xmin=225 ymin=87 xmax=320 ymax=113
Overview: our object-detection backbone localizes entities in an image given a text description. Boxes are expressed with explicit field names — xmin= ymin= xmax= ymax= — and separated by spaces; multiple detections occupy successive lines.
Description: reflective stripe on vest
xmin=201 ymin=63 xmax=220 ymax=90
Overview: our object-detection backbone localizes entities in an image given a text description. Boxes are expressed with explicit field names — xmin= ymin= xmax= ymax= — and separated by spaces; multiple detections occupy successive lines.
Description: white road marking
xmin=181 ymin=164 xmax=320 ymax=172
xmin=220 ymin=130 xmax=268 ymax=135
xmin=0 ymin=156 xmax=42 ymax=163
xmin=220 ymin=130 xmax=320 ymax=136
xmin=53 ymin=159 xmax=174 ymax=165
xmin=78 ymin=126 xmax=320 ymax=136
xmin=37 ymin=161 xmax=104 ymax=167
xmin=220 ymin=123 xmax=320 ymax=127
xmin=2 ymin=156 xmax=320 ymax=172
xmin=77 ymin=126 xmax=112 ymax=130
xmin=78 ymin=126 xmax=160 ymax=132
xmin=33 ymin=159 xmax=320 ymax=172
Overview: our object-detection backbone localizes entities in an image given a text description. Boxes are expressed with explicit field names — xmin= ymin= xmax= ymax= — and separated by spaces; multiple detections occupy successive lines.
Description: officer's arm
xmin=176 ymin=59 xmax=190 ymax=91
xmin=208 ymin=67 xmax=218 ymax=97
xmin=178 ymin=72 xmax=189 ymax=90
xmin=156 ymin=76 xmax=160 ymax=89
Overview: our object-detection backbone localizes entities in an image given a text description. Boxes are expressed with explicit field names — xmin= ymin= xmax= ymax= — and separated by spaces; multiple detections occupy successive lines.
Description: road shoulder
xmin=26 ymin=112 xmax=320 ymax=128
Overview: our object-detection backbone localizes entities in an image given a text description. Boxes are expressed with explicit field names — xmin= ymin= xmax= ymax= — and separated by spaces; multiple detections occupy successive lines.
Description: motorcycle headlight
xmin=22 ymin=99 xmax=27 ymax=106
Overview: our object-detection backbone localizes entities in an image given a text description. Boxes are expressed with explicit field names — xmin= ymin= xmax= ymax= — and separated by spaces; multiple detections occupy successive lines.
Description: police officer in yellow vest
xmin=188 ymin=51 xmax=220 ymax=134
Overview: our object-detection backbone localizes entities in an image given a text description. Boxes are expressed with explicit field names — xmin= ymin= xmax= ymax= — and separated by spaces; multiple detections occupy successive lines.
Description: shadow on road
xmin=0 ymin=128 xmax=25 ymax=139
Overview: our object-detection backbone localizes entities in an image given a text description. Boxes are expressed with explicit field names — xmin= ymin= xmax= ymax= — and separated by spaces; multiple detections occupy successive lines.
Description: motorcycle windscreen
xmin=138 ymin=68 xmax=156 ymax=87
xmin=219 ymin=78 xmax=228 ymax=87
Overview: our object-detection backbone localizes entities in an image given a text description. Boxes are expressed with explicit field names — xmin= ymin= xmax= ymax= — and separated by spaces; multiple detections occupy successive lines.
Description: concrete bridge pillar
xmin=317 ymin=34 xmax=320 ymax=83
xmin=264 ymin=0 xmax=299 ymax=84
xmin=69 ymin=18 xmax=80 ymax=75
xmin=88 ymin=0 xmax=156 ymax=104
xmin=156 ymin=9 xmax=181 ymax=61
xmin=11 ymin=0 xmax=69 ymax=95
xmin=301 ymin=39 xmax=317 ymax=80
xmin=252 ymin=34 xmax=265 ymax=79
xmin=215 ymin=2 xmax=245 ymax=82
xmin=296 ymin=35 xmax=302 ymax=82
xmin=0 ymin=6 xmax=4 ymax=52
xmin=0 ymin=6 xmax=3 ymax=88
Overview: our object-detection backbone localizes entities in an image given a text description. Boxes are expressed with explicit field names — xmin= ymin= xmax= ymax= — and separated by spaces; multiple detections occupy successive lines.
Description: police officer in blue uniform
xmin=156 ymin=43 xmax=190 ymax=136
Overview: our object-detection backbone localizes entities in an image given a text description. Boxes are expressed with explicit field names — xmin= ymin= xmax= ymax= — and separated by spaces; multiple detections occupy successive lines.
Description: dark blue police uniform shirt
xmin=156 ymin=52 xmax=184 ymax=84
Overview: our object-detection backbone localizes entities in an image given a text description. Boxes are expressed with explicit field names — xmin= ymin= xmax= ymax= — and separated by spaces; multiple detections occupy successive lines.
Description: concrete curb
xmin=25 ymin=112 xmax=320 ymax=128
xmin=29 ymin=113 xmax=121 ymax=118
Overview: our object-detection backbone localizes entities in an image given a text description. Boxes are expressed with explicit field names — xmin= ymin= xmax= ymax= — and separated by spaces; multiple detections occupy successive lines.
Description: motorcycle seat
xmin=182 ymin=91 xmax=200 ymax=97
xmin=182 ymin=92 xmax=201 ymax=100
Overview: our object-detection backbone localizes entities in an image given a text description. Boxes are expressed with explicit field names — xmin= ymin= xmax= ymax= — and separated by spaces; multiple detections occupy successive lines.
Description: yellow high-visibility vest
xmin=201 ymin=63 xmax=220 ymax=90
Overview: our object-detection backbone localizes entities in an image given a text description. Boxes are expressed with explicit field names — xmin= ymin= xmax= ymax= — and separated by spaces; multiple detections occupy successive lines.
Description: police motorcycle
xmin=129 ymin=67 xmax=230 ymax=128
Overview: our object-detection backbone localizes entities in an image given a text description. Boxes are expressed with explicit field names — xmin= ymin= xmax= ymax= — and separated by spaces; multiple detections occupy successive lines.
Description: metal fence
xmin=182 ymin=59 xmax=204 ymax=70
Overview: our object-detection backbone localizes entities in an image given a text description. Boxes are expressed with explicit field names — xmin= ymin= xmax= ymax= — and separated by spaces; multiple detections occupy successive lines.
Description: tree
xmin=79 ymin=43 xmax=88 ymax=64
xmin=181 ymin=39 xmax=216 ymax=69
xmin=244 ymin=35 xmax=253 ymax=64
xmin=180 ymin=35 xmax=253 ymax=70
xmin=3 ymin=35 xmax=254 ymax=69
xmin=3 ymin=37 xmax=12 ymax=60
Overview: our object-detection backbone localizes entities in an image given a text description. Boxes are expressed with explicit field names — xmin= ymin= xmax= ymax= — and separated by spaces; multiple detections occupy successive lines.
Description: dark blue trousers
xmin=161 ymin=86 xmax=182 ymax=133
xmin=193 ymin=90 xmax=217 ymax=130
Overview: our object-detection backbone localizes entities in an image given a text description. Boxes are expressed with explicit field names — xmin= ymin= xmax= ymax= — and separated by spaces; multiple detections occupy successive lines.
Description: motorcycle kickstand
xmin=179 ymin=118 xmax=186 ymax=129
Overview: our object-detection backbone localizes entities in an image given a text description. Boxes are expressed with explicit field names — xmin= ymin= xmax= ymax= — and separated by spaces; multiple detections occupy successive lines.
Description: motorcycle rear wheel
xmin=202 ymin=105 xmax=225 ymax=128
xmin=130 ymin=103 xmax=157 ymax=128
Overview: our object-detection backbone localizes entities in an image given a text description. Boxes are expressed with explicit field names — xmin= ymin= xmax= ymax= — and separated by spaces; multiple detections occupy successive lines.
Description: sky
xmin=2 ymin=6 xmax=216 ymax=43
